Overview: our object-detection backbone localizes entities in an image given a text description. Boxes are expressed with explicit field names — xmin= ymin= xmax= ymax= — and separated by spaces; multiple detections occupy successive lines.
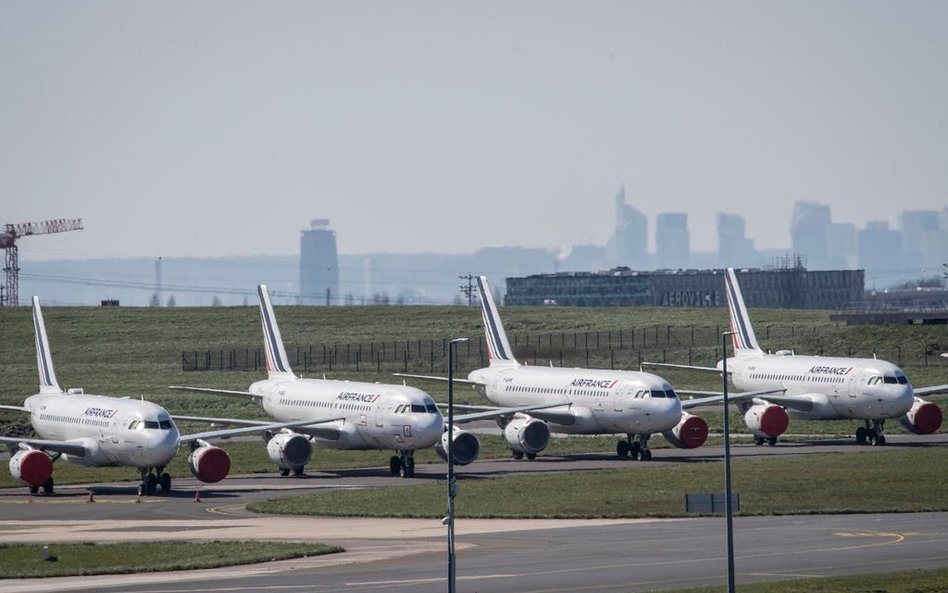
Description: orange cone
xmin=194 ymin=490 xmax=201 ymax=503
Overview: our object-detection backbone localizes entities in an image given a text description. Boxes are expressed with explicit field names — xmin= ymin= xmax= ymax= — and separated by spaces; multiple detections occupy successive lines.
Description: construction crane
xmin=1 ymin=218 xmax=83 ymax=307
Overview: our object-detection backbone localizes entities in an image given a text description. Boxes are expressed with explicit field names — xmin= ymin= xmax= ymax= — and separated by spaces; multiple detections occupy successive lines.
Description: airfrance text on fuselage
xmin=84 ymin=407 xmax=117 ymax=418
xmin=569 ymin=379 xmax=619 ymax=389
xmin=808 ymin=366 xmax=853 ymax=375
xmin=337 ymin=392 xmax=380 ymax=403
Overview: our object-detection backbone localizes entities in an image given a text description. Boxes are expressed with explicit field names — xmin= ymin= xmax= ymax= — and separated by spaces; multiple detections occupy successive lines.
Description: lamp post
xmin=446 ymin=337 xmax=468 ymax=593
xmin=721 ymin=331 xmax=736 ymax=593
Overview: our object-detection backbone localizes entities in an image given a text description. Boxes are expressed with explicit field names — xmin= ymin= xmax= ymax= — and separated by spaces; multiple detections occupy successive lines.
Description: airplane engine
xmin=662 ymin=412 xmax=709 ymax=449
xmin=435 ymin=426 xmax=481 ymax=466
xmin=502 ymin=417 xmax=550 ymax=454
xmin=8 ymin=449 xmax=53 ymax=487
xmin=266 ymin=432 xmax=313 ymax=469
xmin=743 ymin=403 xmax=790 ymax=438
xmin=899 ymin=397 xmax=943 ymax=435
xmin=188 ymin=443 xmax=231 ymax=483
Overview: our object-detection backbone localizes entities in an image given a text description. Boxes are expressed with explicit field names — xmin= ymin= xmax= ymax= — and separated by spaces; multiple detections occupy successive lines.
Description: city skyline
xmin=3 ymin=2 xmax=947 ymax=262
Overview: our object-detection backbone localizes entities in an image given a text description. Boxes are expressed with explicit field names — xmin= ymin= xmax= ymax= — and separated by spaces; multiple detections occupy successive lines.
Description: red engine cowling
xmin=434 ymin=426 xmax=481 ymax=466
xmin=663 ymin=412 xmax=709 ymax=449
xmin=9 ymin=449 xmax=54 ymax=487
xmin=501 ymin=417 xmax=550 ymax=454
xmin=266 ymin=432 xmax=313 ymax=470
xmin=743 ymin=403 xmax=790 ymax=438
xmin=188 ymin=444 xmax=231 ymax=483
xmin=899 ymin=397 xmax=943 ymax=435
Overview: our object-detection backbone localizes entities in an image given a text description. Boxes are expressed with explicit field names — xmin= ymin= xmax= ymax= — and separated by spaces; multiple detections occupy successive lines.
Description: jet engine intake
xmin=9 ymin=448 xmax=53 ymax=487
xmin=899 ymin=397 xmax=943 ymax=435
xmin=266 ymin=432 xmax=313 ymax=469
xmin=435 ymin=426 xmax=481 ymax=466
xmin=663 ymin=412 xmax=709 ymax=449
xmin=501 ymin=416 xmax=550 ymax=454
xmin=743 ymin=403 xmax=790 ymax=438
xmin=188 ymin=442 xmax=231 ymax=483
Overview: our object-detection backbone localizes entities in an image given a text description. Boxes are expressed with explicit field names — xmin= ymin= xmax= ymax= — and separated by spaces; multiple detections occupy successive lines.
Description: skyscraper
xmin=656 ymin=213 xmax=689 ymax=269
xmin=716 ymin=212 xmax=756 ymax=267
xmin=299 ymin=219 xmax=339 ymax=305
xmin=608 ymin=186 xmax=648 ymax=268
xmin=791 ymin=201 xmax=832 ymax=269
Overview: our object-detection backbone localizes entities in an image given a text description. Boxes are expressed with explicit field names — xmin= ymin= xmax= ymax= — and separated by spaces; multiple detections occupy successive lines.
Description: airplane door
xmin=374 ymin=395 xmax=386 ymax=428
xmin=614 ymin=386 xmax=630 ymax=412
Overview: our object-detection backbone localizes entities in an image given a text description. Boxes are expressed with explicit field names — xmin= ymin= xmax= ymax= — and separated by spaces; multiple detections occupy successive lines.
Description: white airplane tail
xmin=724 ymin=268 xmax=763 ymax=356
xmin=32 ymin=296 xmax=63 ymax=394
xmin=475 ymin=276 xmax=518 ymax=367
xmin=257 ymin=285 xmax=297 ymax=380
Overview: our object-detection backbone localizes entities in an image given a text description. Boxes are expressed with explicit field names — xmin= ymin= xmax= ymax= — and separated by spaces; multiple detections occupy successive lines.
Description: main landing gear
xmin=139 ymin=468 xmax=173 ymax=495
xmin=753 ymin=436 xmax=778 ymax=446
xmin=856 ymin=419 xmax=887 ymax=446
xmin=617 ymin=434 xmax=652 ymax=461
xmin=510 ymin=450 xmax=537 ymax=460
xmin=30 ymin=477 xmax=54 ymax=495
xmin=279 ymin=466 xmax=306 ymax=477
xmin=389 ymin=450 xmax=416 ymax=478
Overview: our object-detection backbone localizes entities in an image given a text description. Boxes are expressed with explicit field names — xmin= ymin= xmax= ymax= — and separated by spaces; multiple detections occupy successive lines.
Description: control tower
xmin=299 ymin=219 xmax=339 ymax=305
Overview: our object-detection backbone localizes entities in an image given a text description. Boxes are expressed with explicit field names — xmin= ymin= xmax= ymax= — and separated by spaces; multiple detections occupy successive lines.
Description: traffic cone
xmin=28 ymin=492 xmax=33 ymax=504
xmin=194 ymin=489 xmax=201 ymax=503
xmin=87 ymin=491 xmax=95 ymax=503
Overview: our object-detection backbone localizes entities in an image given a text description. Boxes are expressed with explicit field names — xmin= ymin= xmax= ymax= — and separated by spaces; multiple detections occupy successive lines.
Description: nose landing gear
xmin=617 ymin=434 xmax=652 ymax=460
xmin=389 ymin=450 xmax=416 ymax=478
xmin=856 ymin=419 xmax=887 ymax=446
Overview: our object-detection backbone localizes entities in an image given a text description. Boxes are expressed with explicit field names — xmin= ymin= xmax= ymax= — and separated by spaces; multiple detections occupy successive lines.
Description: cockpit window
xmin=883 ymin=376 xmax=898 ymax=384
xmin=426 ymin=403 xmax=438 ymax=413
xmin=128 ymin=420 xmax=142 ymax=430
xmin=897 ymin=376 xmax=908 ymax=385
xmin=868 ymin=376 xmax=883 ymax=385
xmin=410 ymin=404 xmax=427 ymax=413
xmin=664 ymin=389 xmax=679 ymax=399
xmin=144 ymin=420 xmax=160 ymax=429
xmin=159 ymin=419 xmax=173 ymax=429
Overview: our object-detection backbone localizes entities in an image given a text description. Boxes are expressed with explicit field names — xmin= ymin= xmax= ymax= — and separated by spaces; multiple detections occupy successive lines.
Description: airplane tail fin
xmin=475 ymin=276 xmax=519 ymax=367
xmin=257 ymin=285 xmax=297 ymax=380
xmin=32 ymin=297 xmax=63 ymax=394
xmin=724 ymin=268 xmax=763 ymax=356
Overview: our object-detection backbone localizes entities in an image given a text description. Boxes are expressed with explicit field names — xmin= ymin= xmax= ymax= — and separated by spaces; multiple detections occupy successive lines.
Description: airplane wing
xmin=640 ymin=362 xmax=729 ymax=374
xmin=168 ymin=386 xmax=263 ymax=401
xmin=175 ymin=416 xmax=345 ymax=442
xmin=392 ymin=373 xmax=480 ymax=385
xmin=0 ymin=436 xmax=87 ymax=457
xmin=678 ymin=388 xmax=802 ymax=410
xmin=448 ymin=403 xmax=576 ymax=425
xmin=0 ymin=404 xmax=30 ymax=413
xmin=914 ymin=384 xmax=948 ymax=397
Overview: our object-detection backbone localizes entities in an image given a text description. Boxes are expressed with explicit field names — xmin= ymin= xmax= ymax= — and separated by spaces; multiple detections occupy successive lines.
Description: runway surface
xmin=1 ymin=434 xmax=946 ymax=592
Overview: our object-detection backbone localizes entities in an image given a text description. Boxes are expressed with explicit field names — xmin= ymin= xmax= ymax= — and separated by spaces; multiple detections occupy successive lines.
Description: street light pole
xmin=446 ymin=337 xmax=468 ymax=593
xmin=722 ymin=330 xmax=736 ymax=593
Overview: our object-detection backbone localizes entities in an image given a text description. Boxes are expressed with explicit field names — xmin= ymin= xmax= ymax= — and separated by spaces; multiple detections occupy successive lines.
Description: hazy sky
xmin=2 ymin=1 xmax=946 ymax=261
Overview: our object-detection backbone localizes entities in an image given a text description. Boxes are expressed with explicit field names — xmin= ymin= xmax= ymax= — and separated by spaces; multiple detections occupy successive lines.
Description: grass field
xmin=665 ymin=566 xmax=948 ymax=593
xmin=0 ymin=541 xmax=342 ymax=578
xmin=248 ymin=447 xmax=948 ymax=518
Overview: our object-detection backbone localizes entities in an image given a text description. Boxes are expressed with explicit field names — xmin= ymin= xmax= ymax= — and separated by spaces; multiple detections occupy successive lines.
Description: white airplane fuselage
xmin=249 ymin=378 xmax=443 ymax=451
xmin=724 ymin=353 xmax=915 ymax=421
xmin=23 ymin=392 xmax=180 ymax=469
xmin=468 ymin=365 xmax=682 ymax=435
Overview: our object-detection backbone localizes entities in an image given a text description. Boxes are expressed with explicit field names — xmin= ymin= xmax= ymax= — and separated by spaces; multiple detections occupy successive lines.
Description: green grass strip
xmin=250 ymin=447 xmax=948 ymax=518
xmin=0 ymin=541 xmax=342 ymax=579
xmin=665 ymin=565 xmax=948 ymax=593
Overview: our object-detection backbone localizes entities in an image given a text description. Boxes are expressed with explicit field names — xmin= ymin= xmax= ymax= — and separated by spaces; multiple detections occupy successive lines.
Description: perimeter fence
xmin=182 ymin=324 xmax=947 ymax=375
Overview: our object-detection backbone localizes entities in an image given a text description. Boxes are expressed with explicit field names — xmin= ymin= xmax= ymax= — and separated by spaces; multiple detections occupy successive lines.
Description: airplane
xmin=649 ymin=268 xmax=945 ymax=446
xmin=171 ymin=284 xmax=538 ymax=478
xmin=0 ymin=297 xmax=319 ymax=496
xmin=398 ymin=276 xmax=715 ymax=461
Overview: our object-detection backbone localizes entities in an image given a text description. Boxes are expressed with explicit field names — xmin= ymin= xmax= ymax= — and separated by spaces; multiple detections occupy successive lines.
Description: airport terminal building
xmin=505 ymin=267 xmax=865 ymax=309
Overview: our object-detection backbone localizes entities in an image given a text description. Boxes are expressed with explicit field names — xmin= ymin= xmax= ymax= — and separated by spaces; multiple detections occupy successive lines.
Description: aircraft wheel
xmin=280 ymin=467 xmax=291 ymax=477
xmin=512 ymin=450 xmax=524 ymax=460
xmin=30 ymin=485 xmax=39 ymax=495
xmin=643 ymin=450 xmax=652 ymax=461
xmin=754 ymin=437 xmax=764 ymax=446
xmin=144 ymin=473 xmax=157 ymax=496
xmin=876 ymin=434 xmax=886 ymax=447
xmin=42 ymin=477 xmax=54 ymax=495
xmin=526 ymin=453 xmax=537 ymax=460
xmin=617 ymin=441 xmax=630 ymax=457
xmin=630 ymin=442 xmax=641 ymax=460
xmin=855 ymin=426 xmax=867 ymax=445
xmin=389 ymin=456 xmax=402 ymax=476
xmin=402 ymin=457 xmax=415 ymax=478
xmin=159 ymin=472 xmax=172 ymax=493
xmin=768 ymin=437 xmax=778 ymax=447
xmin=868 ymin=431 xmax=878 ymax=446
xmin=292 ymin=466 xmax=305 ymax=477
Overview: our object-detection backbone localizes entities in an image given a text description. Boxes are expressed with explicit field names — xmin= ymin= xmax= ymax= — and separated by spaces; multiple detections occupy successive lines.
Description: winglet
xmin=257 ymin=285 xmax=297 ymax=380
xmin=476 ymin=276 xmax=518 ymax=367
xmin=32 ymin=296 xmax=63 ymax=394
xmin=724 ymin=268 xmax=762 ymax=355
